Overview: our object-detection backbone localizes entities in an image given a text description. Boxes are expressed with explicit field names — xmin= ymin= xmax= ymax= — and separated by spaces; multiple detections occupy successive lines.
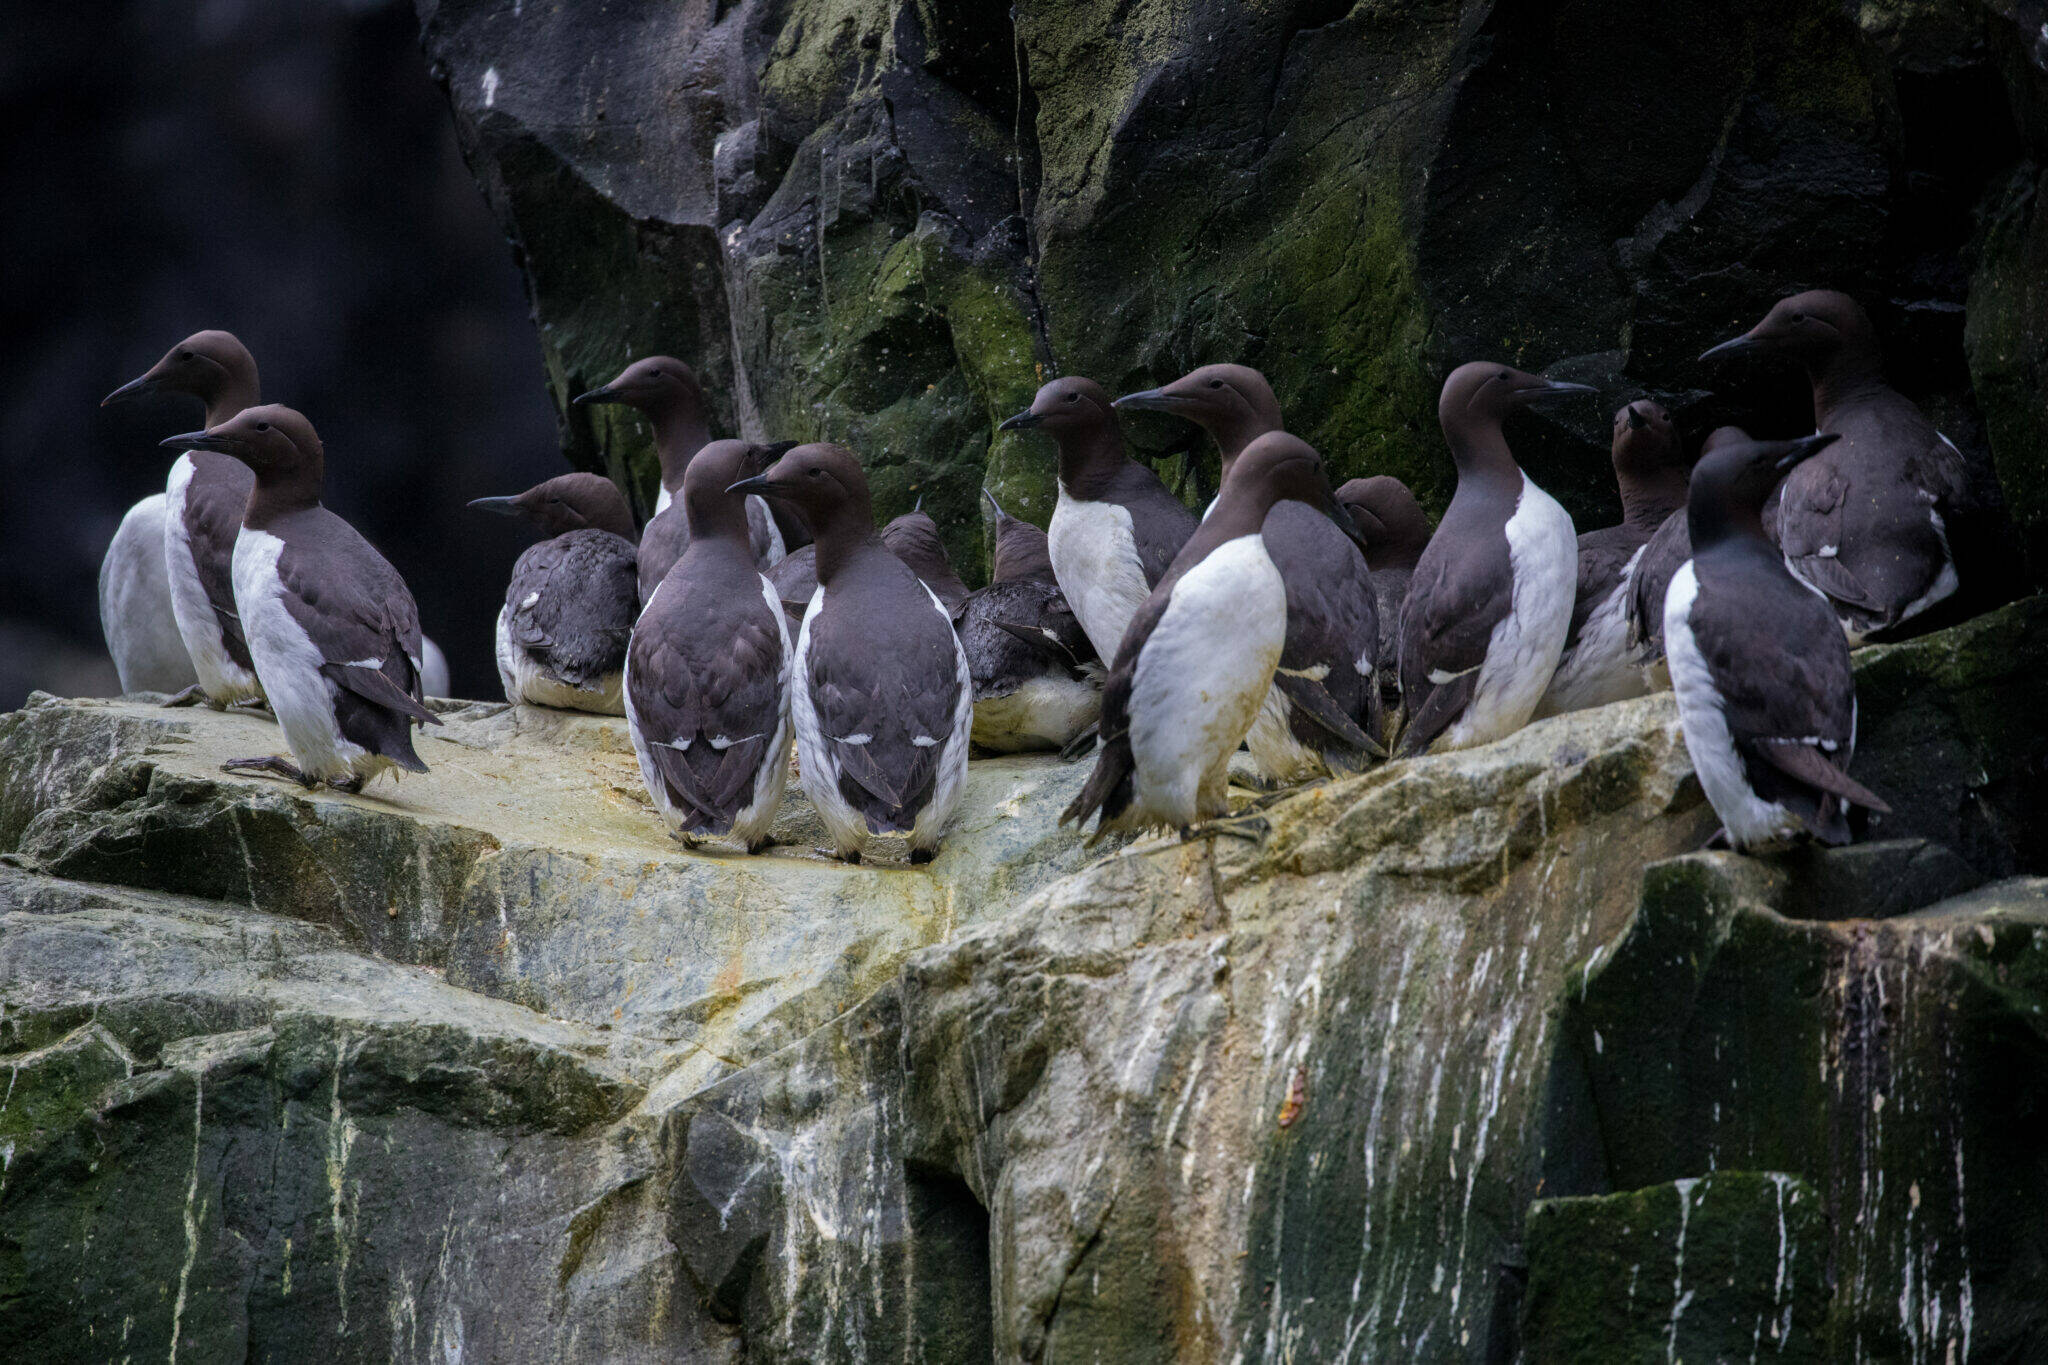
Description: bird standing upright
xmin=1537 ymin=400 xmax=1688 ymax=716
xmin=1336 ymin=475 xmax=1433 ymax=713
xmin=101 ymin=330 xmax=264 ymax=705
xmin=161 ymin=406 xmax=438 ymax=791
xmin=626 ymin=441 xmax=792 ymax=853
xmin=1062 ymin=433 xmax=1372 ymax=839
xmin=1628 ymin=426 xmax=1748 ymax=686
xmin=1397 ymin=363 xmax=1588 ymax=756
xmin=1701 ymin=290 xmax=1969 ymax=641
xmin=469 ymin=472 xmax=639 ymax=715
xmin=1116 ymin=364 xmax=1383 ymax=779
xmin=1664 ymin=431 xmax=1890 ymax=849
xmin=999 ymin=377 xmax=1198 ymax=665
xmin=728 ymin=444 xmax=972 ymax=864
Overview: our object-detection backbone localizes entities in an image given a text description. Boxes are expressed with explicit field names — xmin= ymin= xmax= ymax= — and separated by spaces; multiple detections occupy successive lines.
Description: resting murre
xmin=959 ymin=490 xmax=1101 ymax=753
xmin=1116 ymin=364 xmax=1384 ymax=779
xmin=1664 ymin=430 xmax=1891 ymax=850
xmin=998 ymin=377 xmax=1198 ymax=664
xmin=878 ymin=501 xmax=970 ymax=619
xmin=574 ymin=357 xmax=787 ymax=601
xmin=469 ymin=472 xmax=639 ymax=715
xmin=1627 ymin=425 xmax=1747 ymax=687
xmin=101 ymin=330 xmax=264 ymax=705
xmin=1061 ymin=432 xmax=1372 ymax=839
xmin=1335 ymin=475 xmax=1433 ymax=713
xmin=1396 ymin=362 xmax=1589 ymax=756
xmin=625 ymin=440 xmax=791 ymax=853
xmin=1701 ymin=290 xmax=1969 ymax=642
xmin=162 ymin=406 xmax=438 ymax=791
xmin=1536 ymin=400 xmax=1687 ymax=717
xmin=729 ymin=443 xmax=972 ymax=864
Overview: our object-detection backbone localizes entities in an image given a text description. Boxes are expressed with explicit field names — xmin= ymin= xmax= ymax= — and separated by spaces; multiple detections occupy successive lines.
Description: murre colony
xmin=95 ymin=285 xmax=1995 ymax=857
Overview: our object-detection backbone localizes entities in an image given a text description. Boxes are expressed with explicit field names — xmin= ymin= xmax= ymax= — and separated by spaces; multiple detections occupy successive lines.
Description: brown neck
xmin=1443 ymin=416 xmax=1523 ymax=492
xmin=650 ymin=404 xmax=712 ymax=490
xmin=244 ymin=465 xmax=323 ymax=528
xmin=1618 ymin=467 xmax=1689 ymax=532
xmin=686 ymin=489 xmax=751 ymax=546
xmin=1808 ymin=349 xmax=1888 ymax=425
xmin=1052 ymin=421 xmax=1129 ymax=500
xmin=1210 ymin=411 xmax=1282 ymax=475
xmin=202 ymin=369 xmax=261 ymax=430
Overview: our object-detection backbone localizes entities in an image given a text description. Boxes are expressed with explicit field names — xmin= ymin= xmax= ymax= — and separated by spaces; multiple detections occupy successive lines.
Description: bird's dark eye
xmin=1497 ymin=371 xmax=1511 ymax=382
xmin=1789 ymin=312 xmax=1805 ymax=324
xmin=807 ymin=467 xmax=823 ymax=477
xmin=1208 ymin=379 xmax=1223 ymax=389
xmin=1065 ymin=392 xmax=1080 ymax=403
xmin=177 ymin=350 xmax=193 ymax=360
xmin=254 ymin=422 xmax=270 ymax=431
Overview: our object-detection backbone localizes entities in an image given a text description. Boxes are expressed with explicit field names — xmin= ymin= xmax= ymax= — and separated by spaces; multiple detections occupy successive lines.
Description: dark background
xmin=2 ymin=0 xmax=564 ymax=709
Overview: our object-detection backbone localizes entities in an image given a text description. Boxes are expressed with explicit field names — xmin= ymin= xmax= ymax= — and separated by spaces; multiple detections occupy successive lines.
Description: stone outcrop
xmin=413 ymin=0 xmax=2047 ymax=585
xmin=4 ymin=598 xmax=2044 ymax=1360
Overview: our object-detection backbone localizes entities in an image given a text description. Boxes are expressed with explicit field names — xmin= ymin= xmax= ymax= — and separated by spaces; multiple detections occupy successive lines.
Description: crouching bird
xmin=1665 ymin=430 xmax=1891 ymax=851
xmin=161 ymin=406 xmax=438 ymax=792
xmin=959 ymin=490 xmax=1101 ymax=752
xmin=626 ymin=441 xmax=792 ymax=853
xmin=469 ymin=472 xmax=639 ymax=715
xmin=728 ymin=444 xmax=972 ymax=864
xmin=1062 ymin=433 xmax=1371 ymax=840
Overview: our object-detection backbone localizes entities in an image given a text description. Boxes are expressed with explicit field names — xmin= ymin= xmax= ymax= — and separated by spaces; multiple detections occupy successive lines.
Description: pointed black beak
xmin=1111 ymin=387 xmax=1182 ymax=413
xmin=1775 ymin=431 xmax=1840 ymax=471
xmin=983 ymin=487 xmax=1006 ymax=519
xmin=1316 ymin=491 xmax=1375 ymax=560
xmin=725 ymin=474 xmax=781 ymax=499
xmin=997 ymin=409 xmax=1043 ymax=432
xmin=1699 ymin=333 xmax=1760 ymax=364
xmin=912 ymin=493 xmax=924 ymax=514
xmin=573 ymin=385 xmax=619 ymax=406
xmin=1518 ymin=379 xmax=1596 ymax=404
xmin=1624 ymin=404 xmax=1647 ymax=431
xmin=467 ymin=495 xmax=523 ymax=517
xmin=103 ymin=374 xmax=164 ymax=407
xmin=159 ymin=430 xmax=231 ymax=454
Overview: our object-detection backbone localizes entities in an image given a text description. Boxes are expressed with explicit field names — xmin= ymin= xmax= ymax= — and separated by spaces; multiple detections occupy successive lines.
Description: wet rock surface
xmin=2 ymin=599 xmax=2043 ymax=1360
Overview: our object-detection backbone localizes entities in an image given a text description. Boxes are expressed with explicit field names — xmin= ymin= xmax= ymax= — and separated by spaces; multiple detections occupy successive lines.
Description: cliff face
xmin=3 ymin=600 xmax=2045 ymax=1362
xmin=412 ymin=0 xmax=2048 ymax=580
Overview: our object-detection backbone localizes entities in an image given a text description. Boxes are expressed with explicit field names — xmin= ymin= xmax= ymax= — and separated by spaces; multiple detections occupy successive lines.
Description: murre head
xmin=1112 ymin=364 xmax=1282 ymax=463
xmin=999 ymin=376 xmax=1118 ymax=440
xmin=103 ymin=330 xmax=260 ymax=423
xmin=676 ymin=439 xmax=780 ymax=543
xmin=468 ymin=472 xmax=636 ymax=541
xmin=1214 ymin=432 xmax=1371 ymax=556
xmin=1699 ymin=290 xmax=1878 ymax=376
xmin=1687 ymin=431 xmax=1839 ymax=548
xmin=1335 ymin=475 xmax=1433 ymax=572
xmin=161 ymin=404 xmax=324 ymax=510
xmin=574 ymin=356 xmax=702 ymax=414
xmin=985 ymin=488 xmax=1054 ymax=583
xmin=728 ymin=442 xmax=873 ymax=542
xmin=1439 ymin=362 xmax=1596 ymax=428
xmin=1611 ymin=400 xmax=1680 ymax=475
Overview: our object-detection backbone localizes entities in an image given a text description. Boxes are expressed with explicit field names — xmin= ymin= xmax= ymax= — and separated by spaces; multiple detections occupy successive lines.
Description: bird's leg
xmin=1701 ymin=826 xmax=1733 ymax=852
xmin=160 ymin=685 xmax=210 ymax=708
xmin=1179 ymin=813 xmax=1270 ymax=845
xmin=221 ymin=755 xmax=318 ymax=789
xmin=327 ymin=775 xmax=364 ymax=795
xmin=816 ymin=844 xmax=863 ymax=864
xmin=230 ymin=697 xmax=272 ymax=714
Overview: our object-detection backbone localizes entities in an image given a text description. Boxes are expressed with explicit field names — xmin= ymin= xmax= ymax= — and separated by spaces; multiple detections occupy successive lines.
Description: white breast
xmin=163 ymin=456 xmax=262 ymax=704
xmin=1663 ymin=561 xmax=1801 ymax=849
xmin=1442 ymin=474 xmax=1576 ymax=749
xmin=493 ymin=608 xmax=624 ymax=714
xmin=788 ymin=586 xmax=865 ymax=857
xmin=1126 ymin=535 xmax=1287 ymax=827
xmin=1049 ymin=488 xmax=1153 ymax=665
xmin=233 ymin=527 xmax=365 ymax=784
xmin=1535 ymin=543 xmax=1651 ymax=718
xmin=100 ymin=491 xmax=196 ymax=694
xmin=653 ymin=484 xmax=673 ymax=517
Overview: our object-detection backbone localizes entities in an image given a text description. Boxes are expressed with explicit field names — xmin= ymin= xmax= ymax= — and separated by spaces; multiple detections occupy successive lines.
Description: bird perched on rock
xmin=729 ymin=444 xmax=972 ymax=864
xmin=999 ymin=377 xmax=1198 ymax=665
xmin=101 ymin=330 xmax=265 ymax=706
xmin=574 ymin=357 xmax=788 ymax=602
xmin=959 ymin=490 xmax=1100 ymax=753
xmin=1063 ymin=433 xmax=1371 ymax=840
xmin=1117 ymin=364 xmax=1383 ymax=779
xmin=625 ymin=441 xmax=792 ymax=853
xmin=1664 ymin=431 xmax=1890 ymax=850
xmin=1537 ymin=400 xmax=1688 ymax=717
xmin=419 ymin=637 xmax=451 ymax=699
xmin=162 ymin=406 xmax=437 ymax=791
xmin=1701 ymin=290 xmax=1969 ymax=641
xmin=469 ymin=472 xmax=639 ymax=715
xmin=1628 ymin=426 xmax=1748 ymax=686
xmin=1336 ymin=475 xmax=1433 ymax=712
xmin=1397 ymin=363 xmax=1589 ymax=756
